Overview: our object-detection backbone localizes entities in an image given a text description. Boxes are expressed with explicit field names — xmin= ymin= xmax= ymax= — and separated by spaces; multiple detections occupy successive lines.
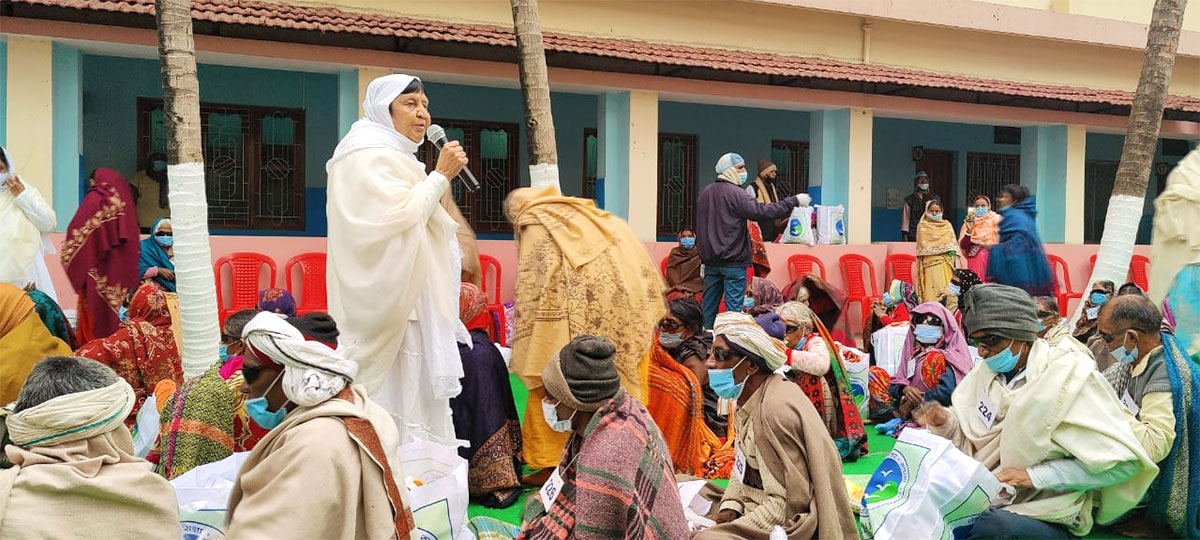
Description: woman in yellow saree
xmin=506 ymin=187 xmax=665 ymax=478
xmin=915 ymin=200 xmax=959 ymax=303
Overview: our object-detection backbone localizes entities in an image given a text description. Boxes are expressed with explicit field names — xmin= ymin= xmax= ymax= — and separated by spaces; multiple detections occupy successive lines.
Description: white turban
xmin=326 ymin=73 xmax=423 ymax=171
xmin=713 ymin=311 xmax=787 ymax=372
xmin=242 ymin=312 xmax=359 ymax=407
xmin=2 ymin=379 xmax=135 ymax=447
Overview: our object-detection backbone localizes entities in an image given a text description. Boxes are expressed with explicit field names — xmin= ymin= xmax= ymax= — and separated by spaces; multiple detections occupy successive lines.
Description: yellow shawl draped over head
xmin=506 ymin=187 xmax=664 ymax=469
xmin=916 ymin=202 xmax=958 ymax=257
xmin=0 ymin=283 xmax=71 ymax=405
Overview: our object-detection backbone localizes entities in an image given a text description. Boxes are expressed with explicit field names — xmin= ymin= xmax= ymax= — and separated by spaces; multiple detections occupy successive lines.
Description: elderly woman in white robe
xmin=0 ymin=145 xmax=57 ymax=300
xmin=325 ymin=74 xmax=469 ymax=446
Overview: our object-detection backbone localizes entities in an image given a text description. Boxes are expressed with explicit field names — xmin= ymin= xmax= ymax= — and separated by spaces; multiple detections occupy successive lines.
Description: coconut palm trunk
xmin=1071 ymin=0 xmax=1187 ymax=325
xmin=511 ymin=0 xmax=561 ymax=191
xmin=156 ymin=0 xmax=221 ymax=377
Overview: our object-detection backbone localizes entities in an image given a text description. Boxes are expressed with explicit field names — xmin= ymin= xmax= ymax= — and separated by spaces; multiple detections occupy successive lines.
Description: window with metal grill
xmin=416 ymin=119 xmax=521 ymax=234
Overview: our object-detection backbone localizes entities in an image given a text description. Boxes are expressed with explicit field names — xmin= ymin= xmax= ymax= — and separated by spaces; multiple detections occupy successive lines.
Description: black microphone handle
xmin=432 ymin=138 xmax=480 ymax=192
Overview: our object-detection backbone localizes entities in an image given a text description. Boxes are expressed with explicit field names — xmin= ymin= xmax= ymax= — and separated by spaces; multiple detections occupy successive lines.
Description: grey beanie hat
xmin=541 ymin=335 xmax=621 ymax=412
xmin=962 ymin=283 xmax=1039 ymax=342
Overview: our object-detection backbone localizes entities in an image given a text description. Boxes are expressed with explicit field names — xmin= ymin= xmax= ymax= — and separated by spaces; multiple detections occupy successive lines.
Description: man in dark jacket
xmin=745 ymin=159 xmax=785 ymax=241
xmin=901 ymin=171 xmax=937 ymax=241
xmin=696 ymin=152 xmax=806 ymax=329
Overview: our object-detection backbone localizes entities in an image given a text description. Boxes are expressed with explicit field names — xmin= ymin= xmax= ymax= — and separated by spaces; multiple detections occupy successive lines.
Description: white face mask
xmin=542 ymin=399 xmax=576 ymax=433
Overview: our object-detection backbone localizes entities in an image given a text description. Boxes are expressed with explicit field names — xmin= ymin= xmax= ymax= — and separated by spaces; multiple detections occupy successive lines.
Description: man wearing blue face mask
xmin=696 ymin=312 xmax=857 ymax=539
xmin=696 ymin=153 xmax=808 ymax=329
xmin=914 ymin=284 xmax=1157 ymax=539
xmin=129 ymin=152 xmax=170 ymax=229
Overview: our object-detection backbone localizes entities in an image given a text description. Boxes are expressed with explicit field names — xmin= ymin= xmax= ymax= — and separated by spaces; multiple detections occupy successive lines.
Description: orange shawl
xmin=645 ymin=342 xmax=734 ymax=479
xmin=970 ymin=210 xmax=1002 ymax=247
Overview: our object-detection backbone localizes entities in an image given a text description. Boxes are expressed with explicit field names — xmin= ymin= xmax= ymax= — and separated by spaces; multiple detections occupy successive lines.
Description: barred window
xmin=137 ymin=98 xmax=306 ymax=230
xmin=965 ymin=152 xmax=1020 ymax=207
xmin=583 ymin=128 xmax=598 ymax=201
xmin=770 ymin=140 xmax=809 ymax=195
xmin=417 ymin=119 xmax=521 ymax=234
xmin=657 ymin=133 xmax=698 ymax=236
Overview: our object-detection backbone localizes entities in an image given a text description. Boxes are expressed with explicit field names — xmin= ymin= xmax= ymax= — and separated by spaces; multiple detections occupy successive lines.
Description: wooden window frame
xmin=137 ymin=97 xmax=307 ymax=231
xmin=769 ymin=139 xmax=810 ymax=195
xmin=657 ymin=133 xmax=699 ymax=237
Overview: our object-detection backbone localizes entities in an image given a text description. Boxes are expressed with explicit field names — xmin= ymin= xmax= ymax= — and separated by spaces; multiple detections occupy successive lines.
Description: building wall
xmin=283 ymin=0 xmax=1200 ymax=97
xmin=1084 ymin=132 xmax=1193 ymax=244
xmin=870 ymin=118 xmax=1023 ymax=241
xmin=658 ymin=100 xmax=811 ymax=189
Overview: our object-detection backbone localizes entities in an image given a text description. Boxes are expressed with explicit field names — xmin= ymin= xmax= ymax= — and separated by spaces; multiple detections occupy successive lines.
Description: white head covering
xmin=776 ymin=301 xmax=815 ymax=328
xmin=715 ymin=152 xmax=745 ymax=174
xmin=242 ymin=312 xmax=359 ymax=407
xmin=326 ymin=73 xmax=424 ymax=171
xmin=0 ymin=145 xmax=53 ymax=288
xmin=2 ymin=378 xmax=135 ymax=447
xmin=713 ymin=311 xmax=787 ymax=371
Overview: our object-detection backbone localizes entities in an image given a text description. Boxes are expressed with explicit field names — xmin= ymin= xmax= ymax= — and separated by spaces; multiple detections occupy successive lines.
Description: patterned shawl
xmin=747 ymin=221 xmax=771 ymax=277
xmin=257 ymin=287 xmax=296 ymax=317
xmin=809 ymin=315 xmax=868 ymax=460
xmin=459 ymin=282 xmax=492 ymax=331
xmin=892 ymin=302 xmax=974 ymax=389
xmin=1148 ymin=331 xmax=1200 ymax=538
xmin=916 ymin=208 xmax=958 ymax=257
xmin=156 ymin=361 xmax=236 ymax=480
xmin=75 ymin=283 xmax=183 ymax=425
xmin=746 ymin=276 xmax=785 ymax=316
xmin=644 ymin=342 xmax=733 ymax=478
xmin=782 ymin=275 xmax=845 ymax=331
xmin=517 ymin=390 xmax=689 ymax=540
xmin=61 ymin=168 xmax=141 ymax=342
xmin=968 ymin=197 xmax=1002 ymax=247
xmin=26 ymin=288 xmax=77 ymax=349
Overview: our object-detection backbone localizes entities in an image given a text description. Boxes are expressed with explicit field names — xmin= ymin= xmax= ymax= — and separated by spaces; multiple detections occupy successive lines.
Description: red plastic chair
xmin=479 ymin=255 xmax=507 ymax=346
xmin=787 ymin=254 xmax=826 ymax=281
xmin=285 ymin=253 xmax=327 ymax=316
xmin=1129 ymin=255 xmax=1150 ymax=292
xmin=839 ymin=254 xmax=882 ymax=337
xmin=1047 ymin=254 xmax=1082 ymax=317
xmin=214 ymin=252 xmax=277 ymax=326
xmin=884 ymin=254 xmax=917 ymax=286
xmin=660 ymin=257 xmax=669 ymax=277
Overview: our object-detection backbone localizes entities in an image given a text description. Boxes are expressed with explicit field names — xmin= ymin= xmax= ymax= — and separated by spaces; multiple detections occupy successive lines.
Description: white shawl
xmin=325 ymin=73 xmax=461 ymax=397
xmin=0 ymin=147 xmax=56 ymax=290
xmin=937 ymin=339 xmax=1157 ymax=535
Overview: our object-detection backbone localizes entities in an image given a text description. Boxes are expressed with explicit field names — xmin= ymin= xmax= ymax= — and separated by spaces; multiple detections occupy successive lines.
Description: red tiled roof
xmin=12 ymin=0 xmax=1200 ymax=113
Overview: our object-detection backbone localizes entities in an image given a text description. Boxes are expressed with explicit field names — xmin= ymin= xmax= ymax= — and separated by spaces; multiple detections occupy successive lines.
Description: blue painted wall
xmin=1084 ymin=133 xmax=1194 ymax=244
xmin=658 ymin=101 xmax=810 ymax=192
xmin=870 ymin=118 xmax=1022 ymax=242
xmin=81 ymin=54 xmax=339 ymax=235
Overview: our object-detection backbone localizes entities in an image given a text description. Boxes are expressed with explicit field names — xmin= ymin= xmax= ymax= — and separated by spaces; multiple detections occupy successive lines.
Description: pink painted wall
xmin=43 ymin=234 xmax=1150 ymax=319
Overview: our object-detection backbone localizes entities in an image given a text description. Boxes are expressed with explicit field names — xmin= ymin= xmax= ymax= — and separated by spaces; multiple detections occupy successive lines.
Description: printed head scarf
xmin=968 ymin=196 xmax=1002 ymax=246
xmin=327 ymin=73 xmax=424 ymax=170
xmin=747 ymin=277 xmax=785 ymax=315
xmin=257 ymin=288 xmax=297 ymax=317
xmin=242 ymin=312 xmax=358 ymax=407
xmin=459 ymin=282 xmax=491 ymax=332
xmin=713 ymin=311 xmax=787 ymax=372
xmin=892 ymin=301 xmax=975 ymax=386
xmin=886 ymin=279 xmax=918 ymax=310
xmin=916 ymin=200 xmax=959 ymax=256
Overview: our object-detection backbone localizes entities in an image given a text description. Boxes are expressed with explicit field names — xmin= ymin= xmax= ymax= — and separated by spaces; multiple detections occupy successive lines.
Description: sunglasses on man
xmin=967 ymin=334 xmax=1007 ymax=349
xmin=711 ymin=347 xmax=743 ymax=364
xmin=658 ymin=319 xmax=682 ymax=332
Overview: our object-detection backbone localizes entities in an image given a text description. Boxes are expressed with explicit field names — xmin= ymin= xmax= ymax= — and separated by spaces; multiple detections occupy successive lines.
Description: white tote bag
xmin=860 ymin=429 xmax=1001 ymax=540
xmin=838 ymin=345 xmax=871 ymax=419
xmin=779 ymin=206 xmax=815 ymax=245
xmin=816 ymin=204 xmax=846 ymax=245
xmin=400 ymin=441 xmax=474 ymax=540
xmin=870 ymin=322 xmax=910 ymax=377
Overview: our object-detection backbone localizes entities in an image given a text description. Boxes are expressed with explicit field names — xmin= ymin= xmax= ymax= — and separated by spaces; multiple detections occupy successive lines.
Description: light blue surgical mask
xmin=743 ymin=297 xmax=755 ymax=309
xmin=680 ymin=237 xmax=696 ymax=249
xmin=244 ymin=372 xmax=288 ymax=430
xmin=985 ymin=339 xmax=1020 ymax=374
xmin=709 ymin=358 xmax=747 ymax=400
xmin=659 ymin=332 xmax=683 ymax=349
xmin=1037 ymin=321 xmax=1046 ymax=332
xmin=913 ymin=324 xmax=943 ymax=345
xmin=155 ymin=234 xmax=173 ymax=247
xmin=795 ymin=336 xmax=809 ymax=351
xmin=1090 ymin=292 xmax=1109 ymax=306
xmin=118 ymin=306 xmax=128 ymax=321
xmin=219 ymin=344 xmax=231 ymax=362
xmin=946 ymin=283 xmax=961 ymax=296
xmin=976 ymin=206 xmax=988 ymax=217
xmin=928 ymin=213 xmax=943 ymax=221
xmin=1109 ymin=333 xmax=1140 ymax=365
xmin=151 ymin=160 xmax=167 ymax=173
xmin=738 ymin=171 xmax=749 ymax=184
xmin=882 ymin=292 xmax=894 ymax=307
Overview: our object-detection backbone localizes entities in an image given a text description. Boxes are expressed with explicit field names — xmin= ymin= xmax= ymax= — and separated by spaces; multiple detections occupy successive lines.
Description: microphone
xmin=426 ymin=124 xmax=480 ymax=192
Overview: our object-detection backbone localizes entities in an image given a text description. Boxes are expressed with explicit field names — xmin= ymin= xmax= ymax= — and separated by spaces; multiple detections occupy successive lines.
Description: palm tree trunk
xmin=156 ymin=0 xmax=221 ymax=377
xmin=511 ymin=0 xmax=560 ymax=191
xmin=1071 ymin=0 xmax=1186 ymax=325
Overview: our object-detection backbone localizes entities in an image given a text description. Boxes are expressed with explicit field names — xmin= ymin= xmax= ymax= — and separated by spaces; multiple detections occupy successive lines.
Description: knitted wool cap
xmin=541 ymin=335 xmax=620 ymax=412
xmin=962 ymin=283 xmax=1038 ymax=342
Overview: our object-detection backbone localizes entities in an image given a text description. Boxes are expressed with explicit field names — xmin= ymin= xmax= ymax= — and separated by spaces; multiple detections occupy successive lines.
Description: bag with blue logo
xmin=780 ymin=206 xmax=815 ymax=245
xmin=816 ymin=204 xmax=846 ymax=245
xmin=860 ymin=429 xmax=1000 ymax=540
